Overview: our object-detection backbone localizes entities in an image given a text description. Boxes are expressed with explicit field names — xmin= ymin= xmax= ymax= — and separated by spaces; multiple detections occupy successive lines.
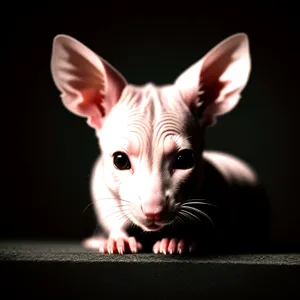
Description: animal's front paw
xmin=98 ymin=236 xmax=142 ymax=254
xmin=153 ymin=238 xmax=196 ymax=255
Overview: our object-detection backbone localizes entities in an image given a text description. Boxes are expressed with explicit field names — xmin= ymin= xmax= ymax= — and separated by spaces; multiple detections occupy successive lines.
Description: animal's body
xmin=51 ymin=33 xmax=269 ymax=254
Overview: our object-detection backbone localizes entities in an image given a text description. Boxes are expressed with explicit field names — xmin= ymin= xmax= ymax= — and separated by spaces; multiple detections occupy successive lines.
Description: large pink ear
xmin=175 ymin=33 xmax=251 ymax=126
xmin=51 ymin=35 xmax=127 ymax=130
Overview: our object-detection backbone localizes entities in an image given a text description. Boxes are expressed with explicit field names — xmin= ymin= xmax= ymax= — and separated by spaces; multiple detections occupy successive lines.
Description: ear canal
xmin=51 ymin=34 xmax=127 ymax=130
xmin=175 ymin=33 xmax=251 ymax=126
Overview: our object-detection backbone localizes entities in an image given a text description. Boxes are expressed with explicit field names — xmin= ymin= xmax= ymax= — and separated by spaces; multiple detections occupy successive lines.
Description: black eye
xmin=113 ymin=152 xmax=131 ymax=170
xmin=173 ymin=149 xmax=195 ymax=170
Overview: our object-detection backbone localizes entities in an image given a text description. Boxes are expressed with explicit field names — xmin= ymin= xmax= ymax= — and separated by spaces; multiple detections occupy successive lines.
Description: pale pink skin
xmin=51 ymin=33 xmax=255 ymax=254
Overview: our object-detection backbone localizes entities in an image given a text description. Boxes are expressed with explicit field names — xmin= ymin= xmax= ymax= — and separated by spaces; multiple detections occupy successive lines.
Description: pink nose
xmin=141 ymin=206 xmax=164 ymax=221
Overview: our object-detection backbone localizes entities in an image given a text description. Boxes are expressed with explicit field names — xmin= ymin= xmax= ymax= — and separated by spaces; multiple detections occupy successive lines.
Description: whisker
xmin=123 ymin=217 xmax=133 ymax=229
xmin=183 ymin=210 xmax=202 ymax=223
xmin=114 ymin=204 xmax=131 ymax=210
xmin=179 ymin=210 xmax=201 ymax=224
xmin=173 ymin=215 xmax=185 ymax=228
xmin=183 ymin=198 xmax=209 ymax=203
xmin=182 ymin=200 xmax=218 ymax=208
xmin=183 ymin=206 xmax=215 ymax=228
xmin=127 ymin=220 xmax=138 ymax=231
xmin=141 ymin=230 xmax=152 ymax=236
xmin=94 ymin=197 xmax=132 ymax=203
xmin=179 ymin=211 xmax=196 ymax=225
xmin=82 ymin=197 xmax=132 ymax=213
xmin=101 ymin=208 xmax=131 ymax=221
xmin=178 ymin=215 xmax=185 ymax=224
xmin=87 ymin=211 xmax=130 ymax=234
xmin=104 ymin=212 xmax=126 ymax=223
xmin=91 ymin=224 xmax=102 ymax=236
xmin=82 ymin=202 xmax=94 ymax=213
xmin=169 ymin=219 xmax=175 ymax=230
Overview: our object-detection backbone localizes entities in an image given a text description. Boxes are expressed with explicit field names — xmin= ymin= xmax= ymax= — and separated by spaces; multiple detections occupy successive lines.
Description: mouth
xmin=131 ymin=213 xmax=175 ymax=232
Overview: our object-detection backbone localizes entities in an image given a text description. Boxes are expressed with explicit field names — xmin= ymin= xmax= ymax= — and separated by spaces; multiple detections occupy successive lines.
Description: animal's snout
xmin=141 ymin=205 xmax=165 ymax=221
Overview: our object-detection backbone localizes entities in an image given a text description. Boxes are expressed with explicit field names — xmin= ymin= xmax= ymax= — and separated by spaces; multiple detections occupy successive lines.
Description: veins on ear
xmin=79 ymin=89 xmax=106 ymax=117
xmin=195 ymin=80 xmax=228 ymax=126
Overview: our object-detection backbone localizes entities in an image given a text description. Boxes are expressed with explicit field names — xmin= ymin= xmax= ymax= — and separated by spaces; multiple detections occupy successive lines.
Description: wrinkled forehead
xmin=103 ymin=83 xmax=191 ymax=129
xmin=99 ymin=84 xmax=195 ymax=152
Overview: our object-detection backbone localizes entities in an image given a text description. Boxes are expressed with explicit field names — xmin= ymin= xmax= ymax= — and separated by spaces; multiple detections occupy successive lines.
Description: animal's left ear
xmin=175 ymin=33 xmax=251 ymax=126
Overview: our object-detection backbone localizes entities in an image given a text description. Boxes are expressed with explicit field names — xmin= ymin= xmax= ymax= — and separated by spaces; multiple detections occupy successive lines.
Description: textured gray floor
xmin=1 ymin=240 xmax=300 ymax=265
xmin=1 ymin=241 xmax=300 ymax=299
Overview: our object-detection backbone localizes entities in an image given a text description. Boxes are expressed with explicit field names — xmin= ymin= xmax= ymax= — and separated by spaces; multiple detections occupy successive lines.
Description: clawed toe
xmin=153 ymin=238 xmax=196 ymax=255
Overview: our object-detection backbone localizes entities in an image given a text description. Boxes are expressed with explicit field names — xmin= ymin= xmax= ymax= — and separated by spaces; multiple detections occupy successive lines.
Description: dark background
xmin=2 ymin=3 xmax=300 ymax=250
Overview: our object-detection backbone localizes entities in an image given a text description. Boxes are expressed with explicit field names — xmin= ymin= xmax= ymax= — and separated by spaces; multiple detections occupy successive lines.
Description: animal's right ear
xmin=51 ymin=35 xmax=127 ymax=130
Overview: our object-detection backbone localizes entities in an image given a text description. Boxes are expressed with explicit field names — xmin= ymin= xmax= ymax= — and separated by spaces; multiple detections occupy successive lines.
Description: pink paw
xmin=152 ymin=238 xmax=196 ymax=255
xmin=82 ymin=235 xmax=142 ymax=254
xmin=99 ymin=237 xmax=142 ymax=254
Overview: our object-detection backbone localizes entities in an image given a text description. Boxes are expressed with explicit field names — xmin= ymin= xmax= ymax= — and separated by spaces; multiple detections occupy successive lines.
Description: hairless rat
xmin=51 ymin=33 xmax=270 ymax=255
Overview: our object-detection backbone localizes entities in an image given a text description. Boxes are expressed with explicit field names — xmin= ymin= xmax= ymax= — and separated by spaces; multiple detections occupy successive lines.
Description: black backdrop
xmin=2 ymin=3 xmax=300 ymax=250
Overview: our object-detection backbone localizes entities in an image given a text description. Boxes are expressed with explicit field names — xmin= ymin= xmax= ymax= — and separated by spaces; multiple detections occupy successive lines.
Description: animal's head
xmin=51 ymin=33 xmax=251 ymax=231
